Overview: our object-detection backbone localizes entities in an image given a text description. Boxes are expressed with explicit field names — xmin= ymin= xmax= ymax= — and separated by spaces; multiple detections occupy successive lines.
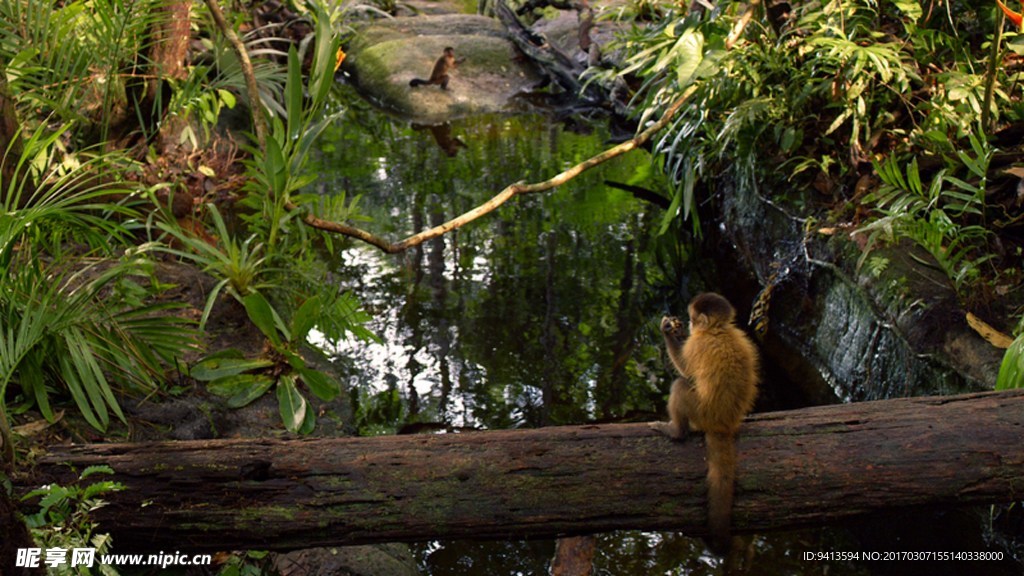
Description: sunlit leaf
xmin=997 ymin=334 xmax=1024 ymax=390
xmin=276 ymin=373 xmax=307 ymax=432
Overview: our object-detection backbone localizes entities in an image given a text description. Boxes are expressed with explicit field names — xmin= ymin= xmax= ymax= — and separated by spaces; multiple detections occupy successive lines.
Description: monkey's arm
xmin=661 ymin=316 xmax=688 ymax=377
xmin=428 ymin=56 xmax=449 ymax=81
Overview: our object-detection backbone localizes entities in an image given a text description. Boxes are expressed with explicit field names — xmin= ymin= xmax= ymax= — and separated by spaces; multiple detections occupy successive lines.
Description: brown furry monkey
xmin=409 ymin=47 xmax=458 ymax=90
xmin=650 ymin=292 xmax=759 ymax=554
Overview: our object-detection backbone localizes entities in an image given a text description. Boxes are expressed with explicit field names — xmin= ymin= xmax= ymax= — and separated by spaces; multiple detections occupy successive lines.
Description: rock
xmin=714 ymin=175 xmax=1004 ymax=400
xmin=343 ymin=14 xmax=543 ymax=122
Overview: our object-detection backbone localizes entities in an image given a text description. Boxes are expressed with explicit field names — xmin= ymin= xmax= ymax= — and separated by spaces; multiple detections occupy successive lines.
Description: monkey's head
xmin=443 ymin=46 xmax=455 ymax=56
xmin=688 ymin=292 xmax=735 ymax=331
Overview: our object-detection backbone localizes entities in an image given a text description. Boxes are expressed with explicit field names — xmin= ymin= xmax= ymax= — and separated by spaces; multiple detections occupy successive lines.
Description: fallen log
xmin=25 ymin=390 xmax=1024 ymax=553
xmin=494 ymin=0 xmax=602 ymax=103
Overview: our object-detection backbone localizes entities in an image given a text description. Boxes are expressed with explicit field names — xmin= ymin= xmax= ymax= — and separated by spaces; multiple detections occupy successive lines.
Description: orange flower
xmin=335 ymin=47 xmax=346 ymax=72
xmin=998 ymin=0 xmax=1024 ymax=29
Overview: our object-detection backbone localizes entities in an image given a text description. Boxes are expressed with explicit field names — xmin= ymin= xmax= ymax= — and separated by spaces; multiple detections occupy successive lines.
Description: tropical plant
xmin=237 ymin=8 xmax=347 ymax=250
xmin=22 ymin=465 xmax=123 ymax=575
xmin=157 ymin=3 xmax=376 ymax=433
xmin=597 ymin=0 xmax=1020 ymax=306
xmin=166 ymin=9 xmax=293 ymax=147
xmin=156 ymin=203 xmax=276 ymax=329
xmin=189 ymin=290 xmax=372 ymax=433
xmin=216 ymin=550 xmax=273 ymax=576
xmin=0 ymin=0 xmax=175 ymax=142
xmin=856 ymin=131 xmax=995 ymax=295
xmin=0 ymin=124 xmax=197 ymax=463
xmin=997 ymin=333 xmax=1024 ymax=389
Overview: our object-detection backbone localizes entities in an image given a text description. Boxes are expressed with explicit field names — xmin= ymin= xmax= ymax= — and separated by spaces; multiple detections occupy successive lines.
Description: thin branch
xmin=292 ymin=87 xmax=696 ymax=254
xmin=982 ymin=9 xmax=1006 ymax=133
xmin=726 ymin=0 xmax=761 ymax=50
xmin=203 ymin=0 xmax=267 ymax=148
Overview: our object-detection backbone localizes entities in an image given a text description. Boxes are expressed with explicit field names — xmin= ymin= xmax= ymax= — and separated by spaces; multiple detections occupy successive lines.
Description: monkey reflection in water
xmin=649 ymin=292 xmax=760 ymax=557
xmin=411 ymin=123 xmax=467 ymax=157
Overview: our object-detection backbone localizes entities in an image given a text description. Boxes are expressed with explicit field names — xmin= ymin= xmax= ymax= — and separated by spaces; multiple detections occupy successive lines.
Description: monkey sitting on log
xmin=649 ymin=292 xmax=760 ymax=555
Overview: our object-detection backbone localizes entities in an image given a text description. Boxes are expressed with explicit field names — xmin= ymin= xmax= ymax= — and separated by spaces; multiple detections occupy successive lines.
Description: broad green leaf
xmin=191 ymin=356 xmax=273 ymax=381
xmin=299 ymin=403 xmax=317 ymax=435
xmin=242 ymin=292 xmax=288 ymax=344
xmin=298 ymin=367 xmax=341 ymax=401
xmin=892 ymin=0 xmax=922 ymax=22
xmin=276 ymin=374 xmax=307 ymax=432
xmin=208 ymin=373 xmax=276 ymax=408
xmin=217 ymin=89 xmax=236 ymax=109
xmin=291 ymin=295 xmax=323 ymax=342
xmin=265 ymin=135 xmax=288 ymax=196
xmin=673 ymin=29 xmax=704 ymax=87
xmin=997 ymin=334 xmax=1024 ymax=390
xmin=282 ymin=349 xmax=306 ymax=371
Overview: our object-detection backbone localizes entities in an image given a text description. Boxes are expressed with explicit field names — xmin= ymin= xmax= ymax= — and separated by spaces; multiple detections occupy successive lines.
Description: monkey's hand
xmin=661 ymin=316 xmax=685 ymax=346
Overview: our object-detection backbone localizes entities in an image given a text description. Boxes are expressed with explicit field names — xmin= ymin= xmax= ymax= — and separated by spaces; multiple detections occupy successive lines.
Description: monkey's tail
xmin=409 ymin=78 xmax=427 ymax=87
xmin=705 ymin=431 xmax=736 ymax=555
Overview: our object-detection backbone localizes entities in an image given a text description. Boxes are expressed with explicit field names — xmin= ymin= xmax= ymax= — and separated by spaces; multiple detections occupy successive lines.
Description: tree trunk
xmin=24 ymin=390 xmax=1024 ymax=554
xmin=0 ymin=73 xmax=29 ymax=207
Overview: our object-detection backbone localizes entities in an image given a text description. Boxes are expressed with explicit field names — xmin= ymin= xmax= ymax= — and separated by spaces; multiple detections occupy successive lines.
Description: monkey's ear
xmin=692 ymin=312 xmax=709 ymax=328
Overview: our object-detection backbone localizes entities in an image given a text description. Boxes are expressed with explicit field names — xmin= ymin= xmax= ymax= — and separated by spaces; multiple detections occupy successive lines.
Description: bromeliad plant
xmin=189 ymin=291 xmax=369 ymax=433
xmin=156 ymin=203 xmax=275 ymax=330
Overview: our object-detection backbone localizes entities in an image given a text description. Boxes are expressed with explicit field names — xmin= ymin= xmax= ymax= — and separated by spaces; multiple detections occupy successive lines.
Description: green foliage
xmin=0 ymin=0 xmax=170 ymax=142
xmin=22 ymin=465 xmax=124 ymax=575
xmin=157 ymin=203 xmax=275 ymax=329
xmin=216 ymin=551 xmax=273 ymax=576
xmin=857 ymin=132 xmax=994 ymax=295
xmin=603 ymin=1 xmax=926 ymax=216
xmin=997 ymin=334 xmax=1024 ymax=390
xmin=602 ymin=0 xmax=1012 ymax=302
xmin=189 ymin=292 xmax=364 ymax=433
xmin=352 ymin=386 xmax=406 ymax=436
xmin=238 ymin=27 xmax=345 ymax=249
xmin=0 ymin=124 xmax=196 ymax=462
xmin=158 ymin=3 xmax=376 ymax=434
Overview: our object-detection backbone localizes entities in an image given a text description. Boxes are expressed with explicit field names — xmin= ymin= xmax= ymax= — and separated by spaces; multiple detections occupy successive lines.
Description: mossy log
xmin=26 ymin=390 xmax=1024 ymax=553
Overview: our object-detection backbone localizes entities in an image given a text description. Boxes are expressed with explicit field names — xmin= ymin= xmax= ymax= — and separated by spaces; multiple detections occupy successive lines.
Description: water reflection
xmin=309 ymin=95 xmax=669 ymax=433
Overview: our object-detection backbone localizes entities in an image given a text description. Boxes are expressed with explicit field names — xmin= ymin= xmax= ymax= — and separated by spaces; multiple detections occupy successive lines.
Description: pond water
xmin=308 ymin=89 xmax=677 ymax=434
xmin=305 ymin=85 xmax=1018 ymax=575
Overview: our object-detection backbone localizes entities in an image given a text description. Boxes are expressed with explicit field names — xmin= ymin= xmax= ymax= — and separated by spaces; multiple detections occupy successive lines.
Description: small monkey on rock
xmin=650 ymin=292 xmax=759 ymax=555
xmin=409 ymin=47 xmax=460 ymax=90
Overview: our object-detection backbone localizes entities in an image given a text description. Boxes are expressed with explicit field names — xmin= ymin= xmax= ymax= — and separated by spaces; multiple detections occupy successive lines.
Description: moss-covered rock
xmin=343 ymin=14 xmax=542 ymax=122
